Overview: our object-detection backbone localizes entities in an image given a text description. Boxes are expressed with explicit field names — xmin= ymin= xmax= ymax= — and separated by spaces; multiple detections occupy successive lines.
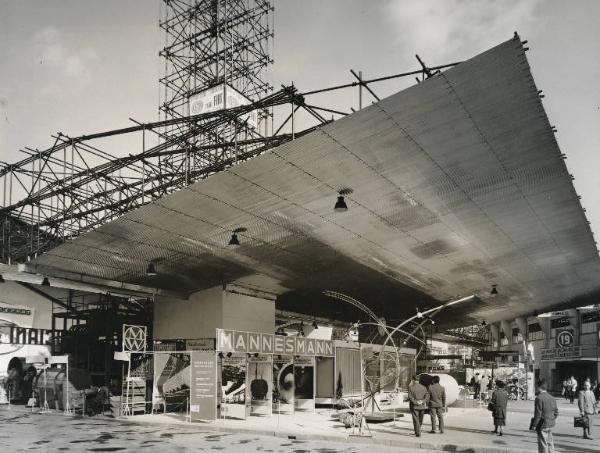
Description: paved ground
xmin=1 ymin=398 xmax=599 ymax=452
xmin=0 ymin=408 xmax=427 ymax=453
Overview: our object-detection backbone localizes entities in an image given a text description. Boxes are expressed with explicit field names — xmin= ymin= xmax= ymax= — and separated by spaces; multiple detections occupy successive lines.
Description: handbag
xmin=487 ymin=402 xmax=495 ymax=412
xmin=574 ymin=416 xmax=589 ymax=428
xmin=530 ymin=417 xmax=544 ymax=431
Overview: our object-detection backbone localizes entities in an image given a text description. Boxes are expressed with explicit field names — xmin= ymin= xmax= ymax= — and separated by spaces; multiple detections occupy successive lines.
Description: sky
xmin=0 ymin=0 xmax=599 ymax=234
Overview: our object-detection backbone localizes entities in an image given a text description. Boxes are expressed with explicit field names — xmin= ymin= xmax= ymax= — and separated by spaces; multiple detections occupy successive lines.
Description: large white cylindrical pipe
xmin=418 ymin=373 xmax=460 ymax=406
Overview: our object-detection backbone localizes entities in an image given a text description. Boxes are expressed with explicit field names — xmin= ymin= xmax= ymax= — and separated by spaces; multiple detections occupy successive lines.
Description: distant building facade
xmin=490 ymin=307 xmax=600 ymax=392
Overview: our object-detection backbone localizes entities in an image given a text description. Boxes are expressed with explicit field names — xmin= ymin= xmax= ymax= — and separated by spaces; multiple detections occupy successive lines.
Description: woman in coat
xmin=578 ymin=380 xmax=597 ymax=439
xmin=491 ymin=380 xmax=508 ymax=436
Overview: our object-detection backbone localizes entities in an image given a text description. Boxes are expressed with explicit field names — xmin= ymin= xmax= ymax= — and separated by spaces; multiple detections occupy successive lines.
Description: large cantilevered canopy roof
xmin=28 ymin=37 xmax=600 ymax=327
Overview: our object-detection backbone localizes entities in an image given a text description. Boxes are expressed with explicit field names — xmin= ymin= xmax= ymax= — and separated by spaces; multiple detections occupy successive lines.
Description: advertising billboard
xmin=188 ymin=84 xmax=258 ymax=129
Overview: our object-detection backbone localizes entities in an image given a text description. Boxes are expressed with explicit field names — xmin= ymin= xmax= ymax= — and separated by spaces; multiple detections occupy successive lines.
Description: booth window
xmin=580 ymin=312 xmax=600 ymax=333
xmin=512 ymin=327 xmax=523 ymax=344
xmin=527 ymin=323 xmax=544 ymax=341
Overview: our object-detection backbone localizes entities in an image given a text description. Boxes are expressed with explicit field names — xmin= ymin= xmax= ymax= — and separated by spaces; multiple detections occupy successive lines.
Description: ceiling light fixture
xmin=146 ymin=262 xmax=157 ymax=276
xmin=228 ymin=227 xmax=247 ymax=246
xmin=41 ymin=277 xmax=50 ymax=287
xmin=334 ymin=188 xmax=353 ymax=212
xmin=490 ymin=284 xmax=498 ymax=295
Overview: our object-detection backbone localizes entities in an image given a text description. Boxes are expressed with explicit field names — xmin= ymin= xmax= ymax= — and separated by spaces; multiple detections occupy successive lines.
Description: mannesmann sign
xmin=216 ymin=329 xmax=334 ymax=356
xmin=541 ymin=346 xmax=582 ymax=361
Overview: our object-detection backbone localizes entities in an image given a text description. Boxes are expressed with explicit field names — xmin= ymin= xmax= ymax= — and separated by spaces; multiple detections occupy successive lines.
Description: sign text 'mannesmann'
xmin=216 ymin=329 xmax=334 ymax=356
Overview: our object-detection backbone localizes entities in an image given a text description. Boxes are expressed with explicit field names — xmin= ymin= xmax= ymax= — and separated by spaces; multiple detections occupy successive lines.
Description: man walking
xmin=569 ymin=376 xmax=578 ymax=404
xmin=578 ymin=379 xmax=597 ymax=439
xmin=530 ymin=379 xmax=559 ymax=453
xmin=474 ymin=373 xmax=481 ymax=400
xmin=408 ymin=375 xmax=429 ymax=437
xmin=428 ymin=375 xmax=446 ymax=433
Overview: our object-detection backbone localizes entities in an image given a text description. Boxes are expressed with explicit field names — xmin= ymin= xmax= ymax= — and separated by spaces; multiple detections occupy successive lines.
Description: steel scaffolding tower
xmin=159 ymin=0 xmax=274 ymax=170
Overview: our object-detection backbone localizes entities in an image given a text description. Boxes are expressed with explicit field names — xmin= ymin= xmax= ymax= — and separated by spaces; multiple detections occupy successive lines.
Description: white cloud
xmin=32 ymin=26 xmax=99 ymax=95
xmin=385 ymin=0 xmax=546 ymax=62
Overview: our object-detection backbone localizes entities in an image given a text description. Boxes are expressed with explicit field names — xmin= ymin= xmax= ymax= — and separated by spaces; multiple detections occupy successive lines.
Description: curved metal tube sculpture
xmin=322 ymin=290 xmax=475 ymax=414
xmin=382 ymin=295 xmax=475 ymax=350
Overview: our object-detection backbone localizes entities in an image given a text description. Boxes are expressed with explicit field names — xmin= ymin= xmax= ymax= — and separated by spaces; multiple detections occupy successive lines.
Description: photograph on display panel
xmin=221 ymin=355 xmax=247 ymax=419
xmin=294 ymin=356 xmax=314 ymax=411
xmin=272 ymin=356 xmax=294 ymax=413
xmin=247 ymin=356 xmax=272 ymax=416
xmin=152 ymin=352 xmax=190 ymax=413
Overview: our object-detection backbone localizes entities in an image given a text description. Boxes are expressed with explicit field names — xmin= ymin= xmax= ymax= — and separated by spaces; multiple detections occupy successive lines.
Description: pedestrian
xmin=490 ymin=380 xmax=508 ymax=436
xmin=569 ymin=376 xmax=578 ymax=404
xmin=408 ymin=375 xmax=429 ymax=437
xmin=578 ymin=379 xmax=597 ymax=439
xmin=474 ymin=372 xmax=481 ymax=400
xmin=530 ymin=379 xmax=558 ymax=453
xmin=428 ymin=375 xmax=446 ymax=434
xmin=562 ymin=379 xmax=568 ymax=400
xmin=594 ymin=380 xmax=600 ymax=401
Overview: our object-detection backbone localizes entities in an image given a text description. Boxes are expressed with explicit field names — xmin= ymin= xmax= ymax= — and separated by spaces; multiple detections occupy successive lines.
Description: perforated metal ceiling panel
xmin=31 ymin=37 xmax=600 ymax=326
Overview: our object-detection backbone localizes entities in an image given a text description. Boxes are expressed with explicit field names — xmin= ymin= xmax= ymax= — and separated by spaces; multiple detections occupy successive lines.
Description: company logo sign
xmin=122 ymin=324 xmax=147 ymax=352
xmin=216 ymin=329 xmax=334 ymax=357
xmin=556 ymin=329 xmax=575 ymax=348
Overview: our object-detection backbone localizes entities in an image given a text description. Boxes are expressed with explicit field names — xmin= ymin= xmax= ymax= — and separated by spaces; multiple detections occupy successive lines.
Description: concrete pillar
xmin=490 ymin=323 xmax=500 ymax=349
xmin=500 ymin=320 xmax=512 ymax=348
xmin=154 ymin=285 xmax=275 ymax=340
xmin=515 ymin=317 xmax=527 ymax=337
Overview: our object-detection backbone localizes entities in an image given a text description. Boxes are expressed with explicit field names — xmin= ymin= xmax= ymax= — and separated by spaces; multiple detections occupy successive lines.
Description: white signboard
xmin=49 ymin=355 xmax=69 ymax=364
xmin=0 ymin=302 xmax=35 ymax=327
xmin=188 ymin=83 xmax=258 ymax=129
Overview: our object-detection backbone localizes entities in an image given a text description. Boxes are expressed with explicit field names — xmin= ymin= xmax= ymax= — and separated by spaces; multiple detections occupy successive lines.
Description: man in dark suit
xmin=408 ymin=375 xmax=430 ymax=437
xmin=530 ymin=379 xmax=559 ymax=453
xmin=428 ymin=375 xmax=446 ymax=433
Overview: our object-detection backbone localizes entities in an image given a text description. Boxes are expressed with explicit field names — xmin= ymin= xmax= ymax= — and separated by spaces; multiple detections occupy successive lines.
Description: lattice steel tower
xmin=159 ymin=0 xmax=274 ymax=163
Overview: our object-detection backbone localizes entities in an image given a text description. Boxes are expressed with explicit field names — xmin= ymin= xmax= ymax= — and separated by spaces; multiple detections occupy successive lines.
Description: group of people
xmin=562 ymin=375 xmax=600 ymax=404
xmin=495 ymin=377 xmax=597 ymax=451
xmin=469 ymin=372 xmax=493 ymax=399
xmin=562 ymin=376 xmax=578 ymax=403
xmin=408 ymin=375 xmax=598 ymax=452
xmin=407 ymin=375 xmax=446 ymax=436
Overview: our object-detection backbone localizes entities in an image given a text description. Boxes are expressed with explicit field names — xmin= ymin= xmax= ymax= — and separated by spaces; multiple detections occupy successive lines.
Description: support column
xmin=500 ymin=320 xmax=512 ymax=350
xmin=490 ymin=324 xmax=500 ymax=349
xmin=515 ymin=317 xmax=527 ymax=338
